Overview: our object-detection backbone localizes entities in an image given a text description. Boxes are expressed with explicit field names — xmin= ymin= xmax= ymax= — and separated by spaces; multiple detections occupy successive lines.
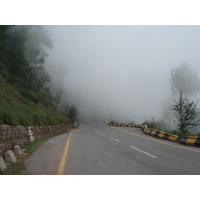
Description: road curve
xmin=66 ymin=122 xmax=200 ymax=175
xmin=25 ymin=122 xmax=200 ymax=175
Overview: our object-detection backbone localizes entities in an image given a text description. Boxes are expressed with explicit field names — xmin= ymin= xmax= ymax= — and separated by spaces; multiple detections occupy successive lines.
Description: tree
xmin=0 ymin=25 xmax=53 ymax=90
xmin=23 ymin=25 xmax=53 ymax=68
xmin=53 ymin=89 xmax=62 ymax=104
xmin=22 ymin=25 xmax=53 ymax=90
xmin=63 ymin=103 xmax=78 ymax=124
xmin=170 ymin=62 xmax=200 ymax=98
xmin=170 ymin=90 xmax=200 ymax=133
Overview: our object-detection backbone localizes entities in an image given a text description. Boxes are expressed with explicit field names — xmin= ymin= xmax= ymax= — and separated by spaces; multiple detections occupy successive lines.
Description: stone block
xmin=14 ymin=145 xmax=22 ymax=156
xmin=5 ymin=150 xmax=16 ymax=163
xmin=0 ymin=157 xmax=7 ymax=171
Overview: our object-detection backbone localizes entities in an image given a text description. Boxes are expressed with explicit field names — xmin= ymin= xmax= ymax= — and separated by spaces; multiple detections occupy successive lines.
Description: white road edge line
xmin=110 ymin=137 xmax=120 ymax=142
xmin=94 ymin=128 xmax=99 ymax=133
xmin=101 ymin=133 xmax=106 ymax=136
xmin=130 ymin=146 xmax=157 ymax=158
xmin=91 ymin=123 xmax=100 ymax=133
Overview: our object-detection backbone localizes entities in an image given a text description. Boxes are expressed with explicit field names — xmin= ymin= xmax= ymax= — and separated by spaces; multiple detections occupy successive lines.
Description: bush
xmin=0 ymin=74 xmax=67 ymax=126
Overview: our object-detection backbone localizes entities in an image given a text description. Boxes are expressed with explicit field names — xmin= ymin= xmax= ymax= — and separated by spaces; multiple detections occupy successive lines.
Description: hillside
xmin=0 ymin=25 xmax=78 ymax=126
xmin=0 ymin=71 xmax=67 ymax=126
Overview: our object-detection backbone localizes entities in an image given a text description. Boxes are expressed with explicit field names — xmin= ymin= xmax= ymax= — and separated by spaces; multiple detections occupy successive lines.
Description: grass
xmin=0 ymin=69 xmax=73 ymax=175
xmin=146 ymin=123 xmax=194 ymax=137
xmin=0 ymin=129 xmax=71 ymax=175
xmin=0 ymin=73 xmax=67 ymax=126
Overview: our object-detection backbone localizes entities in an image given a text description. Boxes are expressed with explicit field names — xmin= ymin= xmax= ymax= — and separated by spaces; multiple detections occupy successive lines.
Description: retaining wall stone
xmin=5 ymin=150 xmax=16 ymax=163
xmin=0 ymin=122 xmax=71 ymax=158
xmin=14 ymin=145 xmax=22 ymax=156
xmin=0 ymin=157 xmax=7 ymax=171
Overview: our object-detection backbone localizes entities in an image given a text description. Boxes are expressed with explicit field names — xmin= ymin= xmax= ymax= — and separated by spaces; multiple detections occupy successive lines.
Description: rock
xmin=14 ymin=145 xmax=22 ymax=156
xmin=5 ymin=150 xmax=16 ymax=163
xmin=0 ymin=157 xmax=7 ymax=171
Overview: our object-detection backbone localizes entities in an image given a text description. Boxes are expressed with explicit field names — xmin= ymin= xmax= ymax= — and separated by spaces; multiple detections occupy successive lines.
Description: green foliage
xmin=0 ymin=126 xmax=71 ymax=175
xmin=0 ymin=25 xmax=53 ymax=91
xmin=62 ymin=103 xmax=78 ymax=124
xmin=0 ymin=73 xmax=65 ymax=126
xmin=0 ymin=25 xmax=78 ymax=127
xmin=0 ymin=159 xmax=25 ymax=175
xmin=143 ymin=117 xmax=160 ymax=130
xmin=167 ymin=130 xmax=188 ymax=137
xmin=53 ymin=89 xmax=62 ymax=104
xmin=0 ymin=135 xmax=53 ymax=175
xmin=170 ymin=90 xmax=200 ymax=133
xmin=170 ymin=62 xmax=200 ymax=97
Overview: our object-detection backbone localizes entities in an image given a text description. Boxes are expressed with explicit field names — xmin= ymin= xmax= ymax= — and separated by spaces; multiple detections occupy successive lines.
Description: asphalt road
xmin=25 ymin=122 xmax=200 ymax=175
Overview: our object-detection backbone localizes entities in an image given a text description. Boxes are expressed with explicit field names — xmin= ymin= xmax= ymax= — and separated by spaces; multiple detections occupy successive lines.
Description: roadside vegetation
xmin=144 ymin=62 xmax=200 ymax=137
xmin=0 ymin=129 xmax=71 ymax=175
xmin=0 ymin=25 xmax=78 ymax=126
xmin=108 ymin=64 xmax=200 ymax=137
xmin=142 ymin=117 xmax=186 ymax=137
xmin=0 ymin=25 xmax=79 ymax=175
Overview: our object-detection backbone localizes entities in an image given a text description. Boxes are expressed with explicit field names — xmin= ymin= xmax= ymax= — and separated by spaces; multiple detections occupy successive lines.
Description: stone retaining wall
xmin=0 ymin=121 xmax=71 ymax=158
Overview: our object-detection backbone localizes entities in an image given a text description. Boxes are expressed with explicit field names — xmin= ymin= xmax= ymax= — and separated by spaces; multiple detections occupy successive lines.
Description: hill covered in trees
xmin=0 ymin=25 xmax=78 ymax=126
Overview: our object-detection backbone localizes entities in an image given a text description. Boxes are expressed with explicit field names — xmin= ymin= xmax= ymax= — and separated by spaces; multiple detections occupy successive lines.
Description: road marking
xmin=111 ymin=126 xmax=200 ymax=153
xmin=110 ymin=137 xmax=120 ymax=142
xmin=130 ymin=146 xmax=157 ymax=158
xmin=91 ymin=123 xmax=100 ymax=133
xmin=101 ymin=133 xmax=106 ymax=136
xmin=57 ymin=129 xmax=76 ymax=175
xmin=94 ymin=128 xmax=99 ymax=133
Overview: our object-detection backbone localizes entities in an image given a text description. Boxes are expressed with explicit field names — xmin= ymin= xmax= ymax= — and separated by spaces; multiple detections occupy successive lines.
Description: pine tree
xmin=170 ymin=90 xmax=200 ymax=133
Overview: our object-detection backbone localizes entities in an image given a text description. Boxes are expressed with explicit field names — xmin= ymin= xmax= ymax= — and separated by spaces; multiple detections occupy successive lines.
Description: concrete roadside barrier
xmin=144 ymin=129 xmax=156 ymax=137
xmin=179 ymin=137 xmax=188 ymax=145
xmin=146 ymin=129 xmax=151 ymax=135
xmin=151 ymin=130 xmax=156 ymax=137
xmin=123 ymin=123 xmax=182 ymax=143
xmin=180 ymin=136 xmax=200 ymax=147
xmin=154 ymin=130 xmax=160 ymax=138
xmin=5 ymin=150 xmax=16 ymax=163
xmin=195 ymin=138 xmax=200 ymax=147
xmin=129 ymin=123 xmax=134 ymax=127
xmin=135 ymin=124 xmax=146 ymax=129
xmin=135 ymin=124 xmax=139 ymax=127
xmin=158 ymin=131 xmax=166 ymax=139
xmin=168 ymin=134 xmax=179 ymax=142
xmin=0 ymin=157 xmax=7 ymax=171
xmin=148 ymin=130 xmax=153 ymax=136
xmin=144 ymin=128 xmax=149 ymax=134
xmin=185 ymin=136 xmax=197 ymax=146
xmin=134 ymin=123 xmax=200 ymax=147
xmin=14 ymin=145 xmax=22 ymax=156
xmin=163 ymin=133 xmax=170 ymax=140
xmin=142 ymin=127 xmax=179 ymax=143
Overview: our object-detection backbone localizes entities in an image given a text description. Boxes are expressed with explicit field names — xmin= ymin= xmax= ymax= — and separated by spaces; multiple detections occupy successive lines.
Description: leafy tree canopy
xmin=0 ymin=25 xmax=53 ymax=90
xmin=170 ymin=62 xmax=200 ymax=97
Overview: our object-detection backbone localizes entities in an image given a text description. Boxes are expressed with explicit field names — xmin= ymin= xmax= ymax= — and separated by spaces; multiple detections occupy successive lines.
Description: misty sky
xmin=44 ymin=25 xmax=200 ymax=123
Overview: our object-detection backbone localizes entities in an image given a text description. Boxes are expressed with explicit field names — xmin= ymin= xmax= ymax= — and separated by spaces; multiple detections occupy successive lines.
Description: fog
xmin=44 ymin=25 xmax=200 ymax=124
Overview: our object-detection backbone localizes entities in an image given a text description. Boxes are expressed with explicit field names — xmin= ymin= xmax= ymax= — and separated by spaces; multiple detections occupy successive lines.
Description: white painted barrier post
xmin=0 ymin=157 xmax=7 ymax=171
xmin=5 ymin=150 xmax=16 ymax=163
xmin=28 ymin=126 xmax=34 ymax=142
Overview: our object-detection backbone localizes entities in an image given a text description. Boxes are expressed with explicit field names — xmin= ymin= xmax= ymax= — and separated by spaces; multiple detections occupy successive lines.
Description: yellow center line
xmin=110 ymin=126 xmax=200 ymax=153
xmin=57 ymin=129 xmax=76 ymax=175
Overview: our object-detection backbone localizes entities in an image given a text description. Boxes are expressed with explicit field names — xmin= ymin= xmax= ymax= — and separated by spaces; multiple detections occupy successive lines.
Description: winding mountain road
xmin=25 ymin=122 xmax=200 ymax=175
